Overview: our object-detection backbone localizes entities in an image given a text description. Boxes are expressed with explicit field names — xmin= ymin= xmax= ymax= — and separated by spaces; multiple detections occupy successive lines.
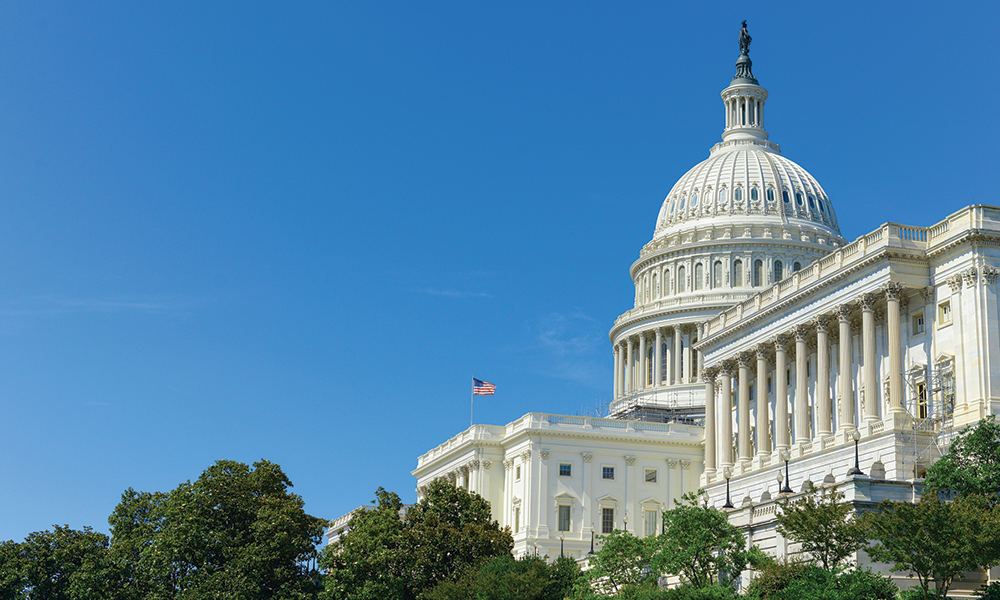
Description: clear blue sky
xmin=1 ymin=2 xmax=997 ymax=542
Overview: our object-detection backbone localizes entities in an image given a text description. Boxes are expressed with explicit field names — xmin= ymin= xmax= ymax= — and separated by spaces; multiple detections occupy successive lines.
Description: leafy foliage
xmin=775 ymin=483 xmax=866 ymax=570
xmin=0 ymin=525 xmax=122 ymax=600
xmin=650 ymin=491 xmax=751 ymax=588
xmin=862 ymin=493 xmax=1000 ymax=599
xmin=584 ymin=529 xmax=654 ymax=596
xmin=108 ymin=459 xmax=327 ymax=600
xmin=743 ymin=563 xmax=896 ymax=600
xmin=320 ymin=478 xmax=513 ymax=600
xmin=424 ymin=554 xmax=580 ymax=600
xmin=924 ymin=415 xmax=1000 ymax=505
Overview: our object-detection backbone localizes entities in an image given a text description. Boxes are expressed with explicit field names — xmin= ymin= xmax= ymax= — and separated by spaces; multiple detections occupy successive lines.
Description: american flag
xmin=473 ymin=378 xmax=496 ymax=395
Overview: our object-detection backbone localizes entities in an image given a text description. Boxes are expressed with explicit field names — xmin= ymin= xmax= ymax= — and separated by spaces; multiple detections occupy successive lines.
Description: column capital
xmin=947 ymin=274 xmax=964 ymax=293
xmin=794 ymin=324 xmax=809 ymax=342
xmin=921 ymin=286 xmax=935 ymax=302
xmin=858 ymin=292 xmax=877 ymax=311
xmin=482 ymin=460 xmax=492 ymax=469
xmin=835 ymin=303 xmax=853 ymax=321
xmin=772 ymin=333 xmax=790 ymax=351
xmin=520 ymin=450 xmax=531 ymax=461
xmin=737 ymin=351 xmax=752 ymax=368
xmin=755 ymin=343 xmax=770 ymax=359
xmin=983 ymin=266 xmax=1000 ymax=285
xmin=813 ymin=314 xmax=832 ymax=333
xmin=582 ymin=452 xmax=593 ymax=463
xmin=881 ymin=281 xmax=904 ymax=300
xmin=964 ymin=267 xmax=979 ymax=288
xmin=702 ymin=366 xmax=719 ymax=381
xmin=719 ymin=359 xmax=735 ymax=376
xmin=625 ymin=455 xmax=637 ymax=466
xmin=850 ymin=317 xmax=863 ymax=333
xmin=540 ymin=449 xmax=550 ymax=461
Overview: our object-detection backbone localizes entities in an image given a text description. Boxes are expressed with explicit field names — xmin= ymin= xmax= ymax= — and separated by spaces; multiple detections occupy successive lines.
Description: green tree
xmin=0 ymin=525 xmax=122 ymax=600
xmin=108 ymin=459 xmax=327 ymax=600
xmin=425 ymin=554 xmax=580 ymax=600
xmin=775 ymin=483 xmax=866 ymax=571
xmin=650 ymin=491 xmax=753 ymax=588
xmin=744 ymin=563 xmax=896 ymax=600
xmin=924 ymin=415 xmax=1000 ymax=505
xmin=584 ymin=529 xmax=654 ymax=596
xmin=863 ymin=493 xmax=1000 ymax=599
xmin=321 ymin=478 xmax=513 ymax=600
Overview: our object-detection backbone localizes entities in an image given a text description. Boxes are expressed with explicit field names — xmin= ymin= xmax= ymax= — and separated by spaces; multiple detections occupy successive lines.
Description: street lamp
xmin=623 ymin=513 xmax=628 ymax=532
xmin=588 ymin=524 xmax=594 ymax=555
xmin=560 ymin=533 xmax=565 ymax=558
xmin=533 ymin=542 xmax=538 ymax=557
xmin=776 ymin=469 xmax=785 ymax=496
xmin=722 ymin=466 xmax=734 ymax=508
xmin=780 ymin=449 xmax=793 ymax=494
xmin=849 ymin=428 xmax=864 ymax=476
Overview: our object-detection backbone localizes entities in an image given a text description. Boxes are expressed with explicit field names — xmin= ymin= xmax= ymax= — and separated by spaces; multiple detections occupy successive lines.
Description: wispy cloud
xmin=1 ymin=294 xmax=202 ymax=316
xmin=525 ymin=311 xmax=607 ymax=388
xmin=413 ymin=288 xmax=494 ymax=299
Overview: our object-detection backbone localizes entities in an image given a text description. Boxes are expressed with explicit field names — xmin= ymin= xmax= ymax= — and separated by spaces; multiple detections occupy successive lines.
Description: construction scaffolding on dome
xmin=609 ymin=388 xmax=705 ymax=426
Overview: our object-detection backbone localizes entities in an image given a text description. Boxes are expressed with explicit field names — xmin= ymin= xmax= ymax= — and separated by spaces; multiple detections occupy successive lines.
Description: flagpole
xmin=470 ymin=377 xmax=474 ymax=428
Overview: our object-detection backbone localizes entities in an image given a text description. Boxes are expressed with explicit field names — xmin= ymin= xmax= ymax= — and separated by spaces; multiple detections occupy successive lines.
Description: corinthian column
xmin=738 ymin=352 xmax=752 ymax=463
xmin=613 ymin=345 xmax=622 ymax=399
xmin=755 ymin=344 xmax=770 ymax=457
xmin=860 ymin=293 xmax=879 ymax=423
xmin=794 ymin=325 xmax=810 ymax=444
xmin=884 ymin=283 xmax=904 ymax=414
xmin=674 ymin=327 xmax=682 ymax=384
xmin=773 ymin=335 xmax=789 ymax=450
xmin=638 ymin=334 xmax=647 ymax=392
xmin=654 ymin=329 xmax=663 ymax=387
xmin=718 ymin=362 xmax=734 ymax=467
xmin=814 ymin=316 xmax=832 ymax=436
xmin=625 ymin=337 xmax=634 ymax=395
xmin=703 ymin=367 xmax=718 ymax=475
xmin=836 ymin=304 xmax=855 ymax=431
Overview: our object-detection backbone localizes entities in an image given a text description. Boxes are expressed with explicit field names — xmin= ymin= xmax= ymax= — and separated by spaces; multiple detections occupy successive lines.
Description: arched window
xmin=664 ymin=270 xmax=670 ymax=295
xmin=795 ymin=192 xmax=804 ymax=206
xmin=660 ymin=343 xmax=667 ymax=383
xmin=750 ymin=188 xmax=758 ymax=201
xmin=678 ymin=266 xmax=686 ymax=292
xmin=782 ymin=190 xmax=790 ymax=204
xmin=767 ymin=188 xmax=775 ymax=203
xmin=694 ymin=263 xmax=704 ymax=290
xmin=647 ymin=346 xmax=654 ymax=386
xmin=652 ymin=273 xmax=658 ymax=299
xmin=691 ymin=194 xmax=698 ymax=207
xmin=679 ymin=198 xmax=686 ymax=211
xmin=793 ymin=262 xmax=802 ymax=272
xmin=807 ymin=195 xmax=816 ymax=210
xmin=818 ymin=199 xmax=825 ymax=213
xmin=644 ymin=275 xmax=649 ymax=301
xmin=734 ymin=188 xmax=743 ymax=202
xmin=773 ymin=260 xmax=783 ymax=283
xmin=733 ymin=259 xmax=744 ymax=287
xmin=719 ymin=189 xmax=727 ymax=203
xmin=753 ymin=259 xmax=763 ymax=287
xmin=713 ymin=261 xmax=723 ymax=288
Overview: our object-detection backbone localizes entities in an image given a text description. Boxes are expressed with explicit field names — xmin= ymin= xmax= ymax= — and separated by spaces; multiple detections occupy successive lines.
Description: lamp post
xmin=722 ymin=466 xmax=734 ymax=508
xmin=533 ymin=542 xmax=538 ymax=557
xmin=560 ymin=533 xmax=565 ymax=558
xmin=780 ymin=449 xmax=793 ymax=494
xmin=589 ymin=524 xmax=594 ymax=555
xmin=776 ymin=469 xmax=785 ymax=496
xmin=849 ymin=428 xmax=864 ymax=476
xmin=623 ymin=513 xmax=628 ymax=532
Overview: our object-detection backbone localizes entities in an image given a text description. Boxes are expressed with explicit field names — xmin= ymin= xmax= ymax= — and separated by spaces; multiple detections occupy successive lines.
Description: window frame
xmin=938 ymin=301 xmax=952 ymax=326
xmin=644 ymin=468 xmax=657 ymax=483
xmin=601 ymin=507 xmax=615 ymax=534
xmin=558 ymin=463 xmax=572 ymax=477
xmin=602 ymin=465 xmax=616 ymax=481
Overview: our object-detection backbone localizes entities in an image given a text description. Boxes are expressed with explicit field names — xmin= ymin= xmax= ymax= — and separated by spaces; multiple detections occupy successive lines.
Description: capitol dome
xmin=608 ymin=28 xmax=846 ymax=421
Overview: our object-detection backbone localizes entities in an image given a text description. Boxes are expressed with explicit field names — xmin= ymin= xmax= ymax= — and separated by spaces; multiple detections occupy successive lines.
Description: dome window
xmin=750 ymin=188 xmax=758 ymax=201
xmin=732 ymin=259 xmax=744 ymax=287
xmin=679 ymin=198 xmax=686 ymax=211
xmin=807 ymin=195 xmax=816 ymax=210
xmin=753 ymin=259 xmax=763 ymax=287
xmin=817 ymin=199 xmax=825 ymax=213
xmin=677 ymin=266 xmax=686 ymax=292
xmin=767 ymin=188 xmax=775 ymax=203
xmin=713 ymin=261 xmax=723 ymax=288
xmin=691 ymin=194 xmax=698 ymax=207
xmin=719 ymin=189 xmax=727 ymax=203
xmin=694 ymin=263 xmax=704 ymax=290
xmin=773 ymin=260 xmax=783 ymax=283
xmin=793 ymin=262 xmax=802 ymax=272
xmin=669 ymin=200 xmax=675 ymax=214
xmin=795 ymin=192 xmax=804 ymax=206
xmin=782 ymin=190 xmax=790 ymax=203
xmin=734 ymin=188 xmax=743 ymax=202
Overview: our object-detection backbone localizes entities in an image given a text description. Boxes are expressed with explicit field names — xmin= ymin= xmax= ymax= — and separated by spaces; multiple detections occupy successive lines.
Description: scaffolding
xmin=608 ymin=387 xmax=705 ymax=426
xmin=901 ymin=357 xmax=956 ymax=480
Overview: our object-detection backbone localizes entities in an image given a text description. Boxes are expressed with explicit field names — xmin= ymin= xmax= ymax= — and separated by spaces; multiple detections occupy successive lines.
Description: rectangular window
xmin=913 ymin=313 xmax=925 ymax=335
xmin=559 ymin=463 xmax=572 ymax=477
xmin=644 ymin=469 xmax=657 ymax=483
xmin=939 ymin=301 xmax=952 ymax=325
xmin=602 ymin=466 xmax=615 ymax=480
xmin=558 ymin=505 xmax=571 ymax=532
xmin=515 ymin=466 xmax=521 ymax=481
xmin=602 ymin=507 xmax=614 ymax=534
xmin=767 ymin=376 xmax=772 ymax=394
xmin=644 ymin=509 xmax=657 ymax=537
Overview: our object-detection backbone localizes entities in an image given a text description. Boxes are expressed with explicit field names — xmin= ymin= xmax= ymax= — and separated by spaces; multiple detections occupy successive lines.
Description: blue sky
xmin=1 ymin=2 xmax=997 ymax=542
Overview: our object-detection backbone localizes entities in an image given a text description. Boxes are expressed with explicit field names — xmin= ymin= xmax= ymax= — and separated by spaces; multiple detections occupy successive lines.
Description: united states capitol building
xmin=406 ymin=27 xmax=1000 ymax=590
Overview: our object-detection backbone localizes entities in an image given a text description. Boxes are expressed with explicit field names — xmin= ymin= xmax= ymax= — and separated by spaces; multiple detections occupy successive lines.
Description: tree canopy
xmin=924 ymin=415 xmax=1000 ymax=505
xmin=320 ymin=478 xmax=513 ymax=600
xmin=775 ymin=483 xmax=866 ymax=571
xmin=0 ymin=525 xmax=121 ymax=600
